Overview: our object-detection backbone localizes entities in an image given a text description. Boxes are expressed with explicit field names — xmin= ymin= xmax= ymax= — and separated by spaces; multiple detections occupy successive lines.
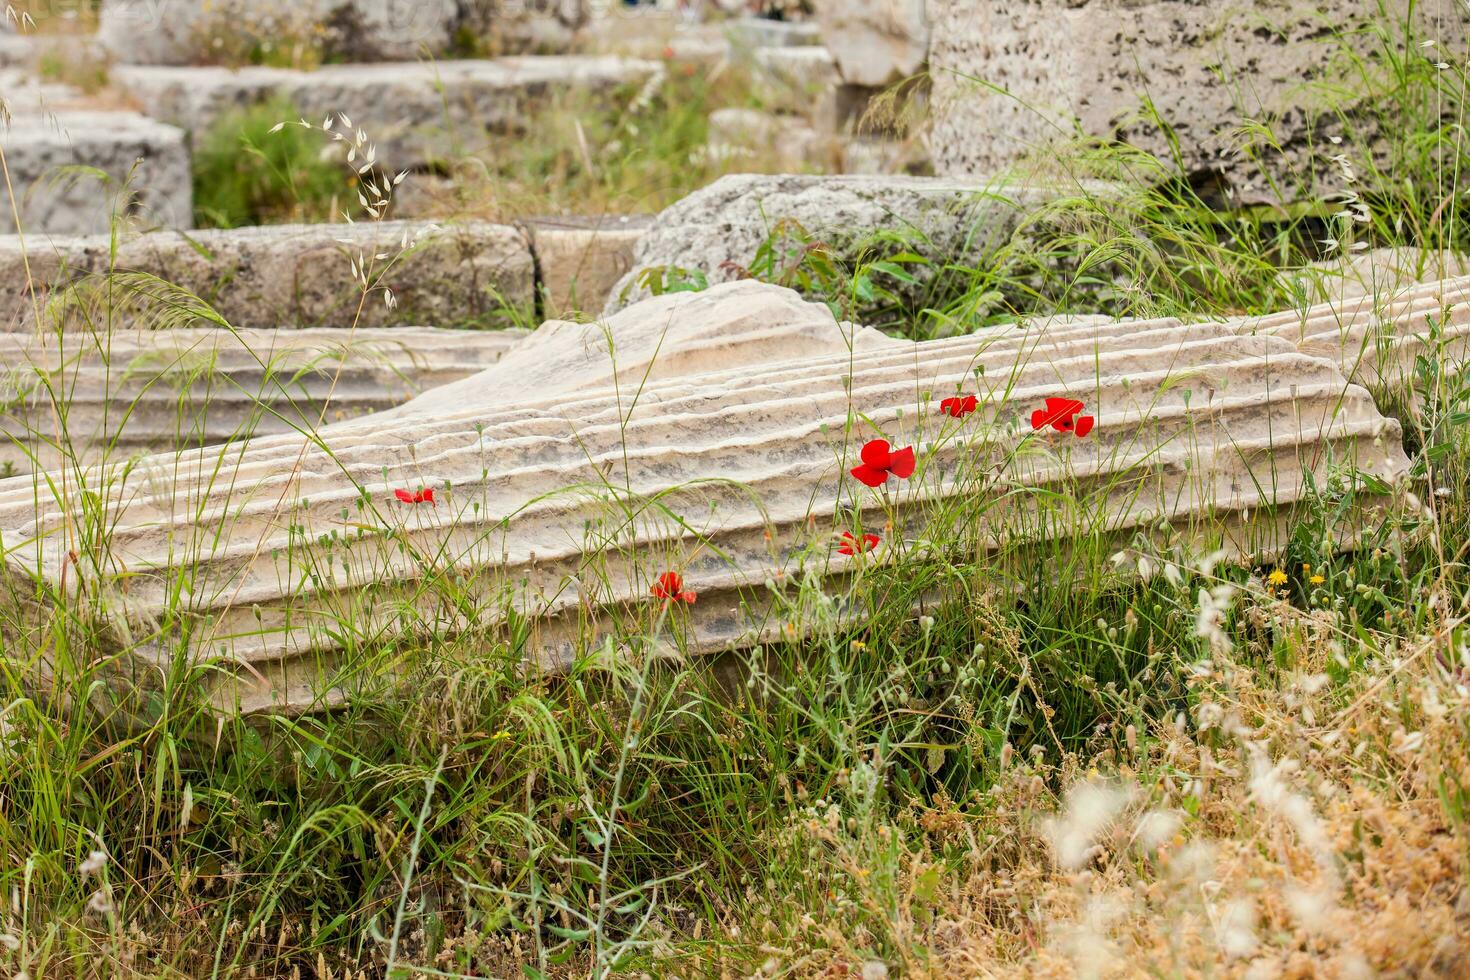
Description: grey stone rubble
xmin=926 ymin=0 xmax=1470 ymax=194
xmin=606 ymin=172 xmax=1104 ymax=325
xmin=1 ymin=2 xmax=659 ymax=233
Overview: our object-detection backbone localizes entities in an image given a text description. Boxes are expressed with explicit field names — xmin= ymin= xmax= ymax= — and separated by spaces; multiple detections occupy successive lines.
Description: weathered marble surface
xmin=604 ymin=173 xmax=1094 ymax=324
xmin=0 ymin=281 xmax=1407 ymax=714
xmin=816 ymin=0 xmax=930 ymax=89
xmin=523 ymin=215 xmax=653 ymax=318
xmin=1235 ymin=271 xmax=1470 ymax=393
xmin=0 ymin=326 xmax=525 ymax=474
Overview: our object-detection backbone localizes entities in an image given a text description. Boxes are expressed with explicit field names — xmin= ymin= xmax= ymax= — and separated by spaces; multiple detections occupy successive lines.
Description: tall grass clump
xmin=193 ymin=98 xmax=348 ymax=228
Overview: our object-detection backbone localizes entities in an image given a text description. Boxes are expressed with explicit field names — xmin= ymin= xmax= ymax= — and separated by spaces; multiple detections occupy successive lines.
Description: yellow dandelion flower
xmin=1267 ymin=568 xmax=1289 ymax=587
xmin=1310 ymin=574 xmax=1325 ymax=585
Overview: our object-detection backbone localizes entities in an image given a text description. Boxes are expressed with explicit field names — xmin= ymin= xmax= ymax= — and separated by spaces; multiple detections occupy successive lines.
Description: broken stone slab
xmin=0 ymin=280 xmax=1409 ymax=714
xmin=0 ymin=109 xmax=192 ymax=234
xmin=112 ymin=55 xmax=664 ymax=170
xmin=523 ymin=215 xmax=653 ymax=319
xmin=926 ymin=0 xmax=1468 ymax=196
xmin=604 ymin=172 xmax=1102 ymax=327
xmin=0 ymin=220 xmax=535 ymax=331
xmin=0 ymin=326 xmax=525 ymax=475
xmin=1233 ymin=272 xmax=1470 ymax=394
xmin=388 ymin=280 xmax=894 ymax=421
xmin=816 ymin=0 xmax=930 ymax=89
xmin=97 ymin=0 xmax=591 ymax=65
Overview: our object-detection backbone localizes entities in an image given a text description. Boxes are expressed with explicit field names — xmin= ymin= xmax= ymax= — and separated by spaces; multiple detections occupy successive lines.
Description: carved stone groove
xmin=0 ymin=327 xmax=525 ymax=474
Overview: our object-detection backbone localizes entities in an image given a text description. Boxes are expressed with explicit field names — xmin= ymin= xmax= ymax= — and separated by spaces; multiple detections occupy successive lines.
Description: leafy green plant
xmin=192 ymin=98 xmax=347 ymax=228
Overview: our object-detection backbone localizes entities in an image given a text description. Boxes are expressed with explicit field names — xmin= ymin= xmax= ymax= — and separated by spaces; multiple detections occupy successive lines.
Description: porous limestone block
xmin=0 ymin=326 xmax=525 ymax=474
xmin=927 ymin=0 xmax=1469 ymax=196
xmin=816 ymin=0 xmax=931 ymax=89
xmin=0 ymin=220 xmax=535 ymax=330
xmin=97 ymin=0 xmax=591 ymax=65
xmin=113 ymin=56 xmax=664 ymax=169
xmin=0 ymin=281 xmax=1410 ymax=714
xmin=524 ymin=215 xmax=653 ymax=318
xmin=0 ymin=110 xmax=192 ymax=234
xmin=604 ymin=173 xmax=1092 ymax=324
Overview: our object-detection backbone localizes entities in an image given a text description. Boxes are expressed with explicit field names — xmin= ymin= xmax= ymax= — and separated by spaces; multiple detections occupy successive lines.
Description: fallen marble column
xmin=0 ymin=326 xmax=524 ymax=474
xmin=1232 ymin=272 xmax=1470 ymax=392
xmin=0 ymin=281 xmax=1407 ymax=714
xmin=926 ymin=0 xmax=1469 ymax=196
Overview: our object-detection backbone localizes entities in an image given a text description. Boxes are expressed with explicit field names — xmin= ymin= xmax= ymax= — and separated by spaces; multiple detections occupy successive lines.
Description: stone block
xmin=523 ymin=215 xmax=653 ymax=318
xmin=0 ymin=220 xmax=536 ymax=330
xmin=605 ymin=173 xmax=1096 ymax=326
xmin=816 ymin=0 xmax=930 ymax=89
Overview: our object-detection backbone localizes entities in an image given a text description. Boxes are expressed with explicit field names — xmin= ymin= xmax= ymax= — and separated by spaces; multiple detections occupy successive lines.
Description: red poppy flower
xmin=850 ymin=439 xmax=916 ymax=488
xmin=394 ymin=487 xmax=435 ymax=504
xmin=652 ymin=571 xmax=697 ymax=605
xmin=837 ymin=531 xmax=880 ymax=556
xmin=1030 ymin=397 xmax=1095 ymax=438
xmin=940 ymin=394 xmax=978 ymax=419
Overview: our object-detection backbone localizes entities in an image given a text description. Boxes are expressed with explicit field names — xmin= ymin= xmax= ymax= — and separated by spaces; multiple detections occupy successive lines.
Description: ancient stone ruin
xmin=0 ymin=278 xmax=1431 ymax=713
